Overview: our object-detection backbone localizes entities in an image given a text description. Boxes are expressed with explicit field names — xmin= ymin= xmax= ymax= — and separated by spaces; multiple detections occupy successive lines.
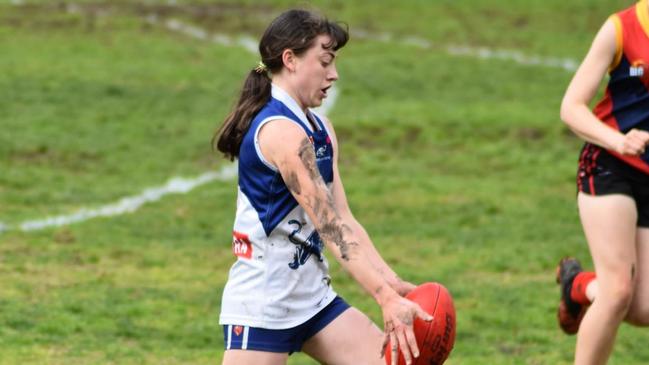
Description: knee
xmin=597 ymin=281 xmax=634 ymax=317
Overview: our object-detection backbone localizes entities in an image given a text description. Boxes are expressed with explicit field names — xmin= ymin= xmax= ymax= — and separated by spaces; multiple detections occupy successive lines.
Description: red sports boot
xmin=556 ymin=257 xmax=587 ymax=335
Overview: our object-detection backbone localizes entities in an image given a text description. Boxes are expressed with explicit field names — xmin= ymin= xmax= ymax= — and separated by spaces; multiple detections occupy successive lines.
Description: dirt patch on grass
xmin=515 ymin=126 xmax=545 ymax=141
xmin=9 ymin=146 xmax=103 ymax=170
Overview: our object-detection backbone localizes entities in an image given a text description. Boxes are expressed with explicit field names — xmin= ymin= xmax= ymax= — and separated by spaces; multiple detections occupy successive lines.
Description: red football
xmin=384 ymin=282 xmax=456 ymax=365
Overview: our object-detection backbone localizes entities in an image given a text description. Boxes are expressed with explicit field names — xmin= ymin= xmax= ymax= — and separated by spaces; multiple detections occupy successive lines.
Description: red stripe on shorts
xmin=589 ymin=148 xmax=601 ymax=194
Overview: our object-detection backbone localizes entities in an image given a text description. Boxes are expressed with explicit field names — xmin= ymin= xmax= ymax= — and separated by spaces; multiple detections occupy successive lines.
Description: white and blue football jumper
xmin=219 ymin=84 xmax=338 ymax=329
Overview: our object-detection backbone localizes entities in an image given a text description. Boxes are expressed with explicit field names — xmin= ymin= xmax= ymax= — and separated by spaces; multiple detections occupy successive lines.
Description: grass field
xmin=1 ymin=0 xmax=648 ymax=364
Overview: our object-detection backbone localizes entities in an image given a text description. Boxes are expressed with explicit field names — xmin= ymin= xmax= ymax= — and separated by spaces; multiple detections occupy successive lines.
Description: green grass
xmin=1 ymin=1 xmax=647 ymax=364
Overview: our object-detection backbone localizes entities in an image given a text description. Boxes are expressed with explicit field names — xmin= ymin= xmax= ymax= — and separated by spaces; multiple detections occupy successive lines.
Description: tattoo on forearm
xmin=294 ymin=137 xmax=359 ymax=261
xmin=375 ymin=284 xmax=384 ymax=296
xmin=320 ymin=220 xmax=358 ymax=261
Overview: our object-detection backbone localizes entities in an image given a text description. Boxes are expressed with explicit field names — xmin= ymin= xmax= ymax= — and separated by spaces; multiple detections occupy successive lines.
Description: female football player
xmin=214 ymin=9 xmax=431 ymax=365
xmin=557 ymin=1 xmax=649 ymax=364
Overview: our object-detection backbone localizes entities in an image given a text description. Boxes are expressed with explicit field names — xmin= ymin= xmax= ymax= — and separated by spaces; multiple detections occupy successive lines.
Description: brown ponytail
xmin=214 ymin=70 xmax=271 ymax=161
xmin=213 ymin=9 xmax=349 ymax=160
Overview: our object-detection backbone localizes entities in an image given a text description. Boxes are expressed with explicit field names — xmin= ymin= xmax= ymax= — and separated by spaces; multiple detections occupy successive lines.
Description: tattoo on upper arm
xmin=285 ymin=171 xmax=302 ymax=195
xmin=298 ymin=138 xmax=320 ymax=181
xmin=285 ymin=138 xmax=319 ymax=196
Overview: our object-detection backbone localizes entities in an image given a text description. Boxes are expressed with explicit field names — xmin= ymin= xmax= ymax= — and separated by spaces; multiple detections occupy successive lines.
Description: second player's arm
xmin=561 ymin=19 xmax=649 ymax=155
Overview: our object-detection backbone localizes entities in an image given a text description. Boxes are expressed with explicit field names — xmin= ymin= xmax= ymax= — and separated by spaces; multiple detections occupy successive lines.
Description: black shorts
xmin=577 ymin=143 xmax=649 ymax=227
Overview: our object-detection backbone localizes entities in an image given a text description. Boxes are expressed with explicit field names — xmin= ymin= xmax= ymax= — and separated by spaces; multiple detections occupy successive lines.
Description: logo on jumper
xmin=630 ymin=60 xmax=648 ymax=83
xmin=233 ymin=325 xmax=243 ymax=336
xmin=287 ymin=220 xmax=324 ymax=270
xmin=315 ymin=145 xmax=327 ymax=158
xmin=232 ymin=231 xmax=252 ymax=259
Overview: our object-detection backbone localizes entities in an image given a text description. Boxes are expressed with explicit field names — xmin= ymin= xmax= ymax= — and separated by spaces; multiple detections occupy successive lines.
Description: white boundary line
xmin=351 ymin=30 xmax=579 ymax=72
xmin=150 ymin=19 xmax=580 ymax=72
xmin=445 ymin=45 xmax=578 ymax=72
xmin=145 ymin=15 xmax=259 ymax=53
xmin=18 ymin=165 xmax=238 ymax=232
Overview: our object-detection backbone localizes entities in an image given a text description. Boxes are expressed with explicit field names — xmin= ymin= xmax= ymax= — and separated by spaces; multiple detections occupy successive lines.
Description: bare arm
xmin=560 ymin=18 xmax=649 ymax=155
xmin=324 ymin=118 xmax=416 ymax=296
xmin=336 ymin=208 xmax=416 ymax=295
xmin=259 ymin=119 xmax=430 ymax=364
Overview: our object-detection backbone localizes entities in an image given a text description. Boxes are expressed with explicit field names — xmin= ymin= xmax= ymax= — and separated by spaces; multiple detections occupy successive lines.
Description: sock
xmin=570 ymin=271 xmax=596 ymax=305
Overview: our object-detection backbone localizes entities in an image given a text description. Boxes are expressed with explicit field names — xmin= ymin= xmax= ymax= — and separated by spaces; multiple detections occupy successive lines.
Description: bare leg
xmin=302 ymin=307 xmax=385 ymax=365
xmin=222 ymin=350 xmax=288 ymax=365
xmin=574 ymin=193 xmax=637 ymax=365
xmin=625 ymin=228 xmax=649 ymax=326
xmin=585 ymin=279 xmax=598 ymax=303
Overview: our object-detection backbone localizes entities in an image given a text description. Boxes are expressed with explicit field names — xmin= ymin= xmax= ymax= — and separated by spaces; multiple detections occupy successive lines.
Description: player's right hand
xmin=615 ymin=128 xmax=649 ymax=156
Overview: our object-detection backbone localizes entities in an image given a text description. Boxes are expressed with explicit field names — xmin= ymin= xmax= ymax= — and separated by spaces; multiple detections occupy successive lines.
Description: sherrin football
xmin=384 ymin=282 xmax=456 ymax=365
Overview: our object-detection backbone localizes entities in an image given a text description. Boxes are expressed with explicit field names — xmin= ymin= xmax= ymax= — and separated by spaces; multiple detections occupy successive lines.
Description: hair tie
xmin=254 ymin=61 xmax=268 ymax=74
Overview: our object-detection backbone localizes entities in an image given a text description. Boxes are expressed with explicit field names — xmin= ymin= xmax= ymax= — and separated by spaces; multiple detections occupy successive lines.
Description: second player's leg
xmin=574 ymin=193 xmax=638 ymax=365
xmin=625 ymin=227 xmax=649 ymax=326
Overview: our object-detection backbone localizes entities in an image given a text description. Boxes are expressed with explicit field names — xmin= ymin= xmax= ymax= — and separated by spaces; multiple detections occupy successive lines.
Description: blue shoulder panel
xmin=237 ymin=98 xmax=335 ymax=236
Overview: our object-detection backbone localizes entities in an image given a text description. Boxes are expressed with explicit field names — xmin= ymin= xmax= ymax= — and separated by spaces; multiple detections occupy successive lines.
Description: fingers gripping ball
xmin=385 ymin=282 xmax=456 ymax=365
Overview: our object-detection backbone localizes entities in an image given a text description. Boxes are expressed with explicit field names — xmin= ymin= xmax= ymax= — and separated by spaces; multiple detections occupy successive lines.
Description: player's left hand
xmin=380 ymin=295 xmax=432 ymax=365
